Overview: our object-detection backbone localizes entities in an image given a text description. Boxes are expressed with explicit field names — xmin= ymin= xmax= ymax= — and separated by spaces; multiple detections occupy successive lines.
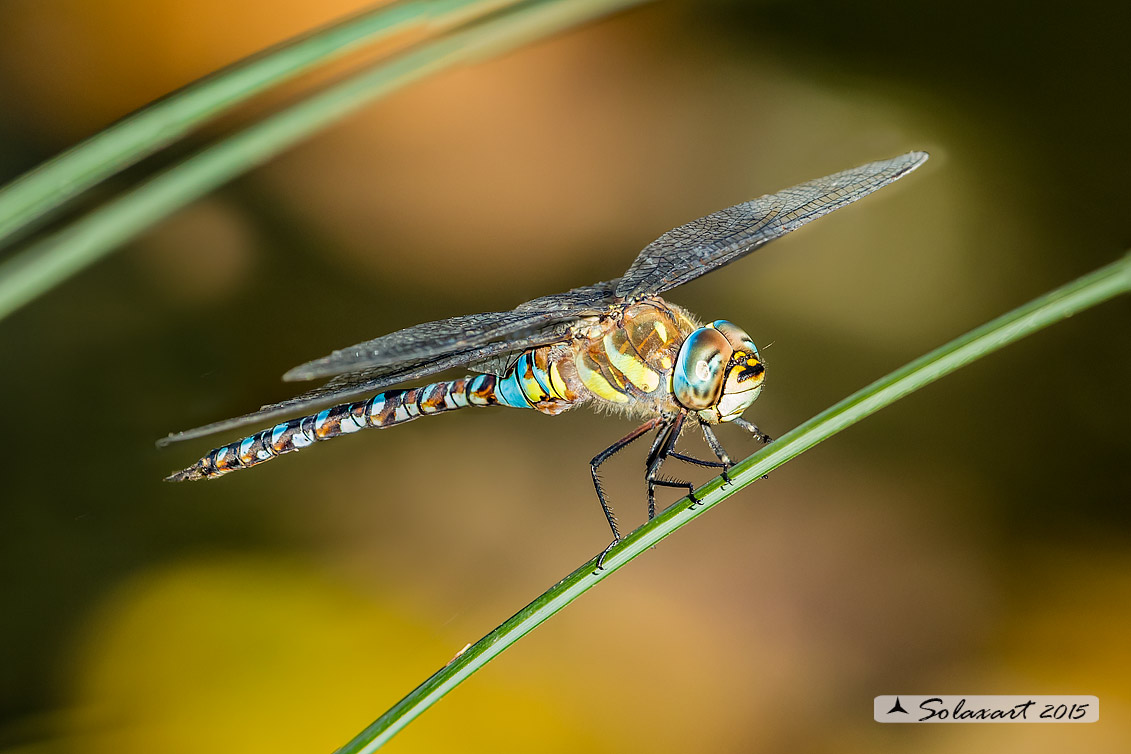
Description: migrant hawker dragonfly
xmin=161 ymin=151 xmax=928 ymax=566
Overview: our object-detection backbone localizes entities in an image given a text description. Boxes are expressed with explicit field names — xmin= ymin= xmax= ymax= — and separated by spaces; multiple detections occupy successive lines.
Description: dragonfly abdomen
xmin=167 ymin=349 xmax=585 ymax=482
xmin=166 ymin=374 xmax=504 ymax=481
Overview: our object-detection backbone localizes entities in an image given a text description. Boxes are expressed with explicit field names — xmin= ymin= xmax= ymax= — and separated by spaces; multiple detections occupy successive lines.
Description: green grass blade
xmin=0 ymin=0 xmax=648 ymax=322
xmin=0 ymin=0 xmax=516 ymax=248
xmin=336 ymin=251 xmax=1131 ymax=753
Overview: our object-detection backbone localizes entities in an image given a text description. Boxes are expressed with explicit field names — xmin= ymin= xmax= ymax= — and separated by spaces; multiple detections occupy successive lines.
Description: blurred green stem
xmin=0 ymin=0 xmax=517 ymax=248
xmin=336 ymin=251 xmax=1130 ymax=753
xmin=0 ymin=0 xmax=647 ymax=322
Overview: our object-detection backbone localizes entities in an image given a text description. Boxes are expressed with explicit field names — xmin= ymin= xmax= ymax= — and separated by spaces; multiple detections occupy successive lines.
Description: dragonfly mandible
xmin=161 ymin=152 xmax=928 ymax=567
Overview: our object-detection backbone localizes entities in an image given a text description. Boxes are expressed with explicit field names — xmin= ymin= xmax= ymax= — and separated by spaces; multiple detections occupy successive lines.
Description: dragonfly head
xmin=672 ymin=320 xmax=765 ymax=424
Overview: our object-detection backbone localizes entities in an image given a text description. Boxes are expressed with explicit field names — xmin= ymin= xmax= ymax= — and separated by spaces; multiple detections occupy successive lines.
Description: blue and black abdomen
xmin=167 ymin=347 xmax=577 ymax=482
xmin=167 ymin=374 xmax=503 ymax=481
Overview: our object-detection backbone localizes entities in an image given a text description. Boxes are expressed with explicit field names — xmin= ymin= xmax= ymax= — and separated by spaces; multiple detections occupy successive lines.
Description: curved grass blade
xmin=0 ymin=0 xmax=648 ymax=322
xmin=336 ymin=251 xmax=1131 ymax=752
xmin=0 ymin=0 xmax=517 ymax=248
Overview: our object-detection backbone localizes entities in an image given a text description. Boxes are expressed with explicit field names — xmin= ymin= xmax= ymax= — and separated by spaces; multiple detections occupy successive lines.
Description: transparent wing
xmin=615 ymin=152 xmax=928 ymax=299
xmin=157 ymin=283 xmax=619 ymax=445
xmin=157 ymin=324 xmax=579 ymax=445
xmin=160 ymin=153 xmax=928 ymax=446
xmin=284 ymin=280 xmax=619 ymax=381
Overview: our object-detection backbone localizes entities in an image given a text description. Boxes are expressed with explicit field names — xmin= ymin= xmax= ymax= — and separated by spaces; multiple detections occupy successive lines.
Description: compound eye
xmin=710 ymin=320 xmax=759 ymax=357
xmin=673 ymin=328 xmax=732 ymax=410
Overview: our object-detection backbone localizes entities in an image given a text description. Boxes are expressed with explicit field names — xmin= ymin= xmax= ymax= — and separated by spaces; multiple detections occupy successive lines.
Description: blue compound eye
xmin=673 ymin=328 xmax=732 ymax=410
xmin=710 ymin=320 xmax=759 ymax=358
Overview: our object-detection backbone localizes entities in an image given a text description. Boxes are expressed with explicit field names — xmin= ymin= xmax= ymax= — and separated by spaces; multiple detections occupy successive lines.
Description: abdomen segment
xmin=167 ymin=346 xmax=580 ymax=481
xmin=166 ymin=374 xmax=502 ymax=481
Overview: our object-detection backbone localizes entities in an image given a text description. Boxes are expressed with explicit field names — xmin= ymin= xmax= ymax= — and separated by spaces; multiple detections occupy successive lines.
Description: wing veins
xmin=615 ymin=151 xmax=928 ymax=299
xmin=157 ymin=327 xmax=575 ymax=446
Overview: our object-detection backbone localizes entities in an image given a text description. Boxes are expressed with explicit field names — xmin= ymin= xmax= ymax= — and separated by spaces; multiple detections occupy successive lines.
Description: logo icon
xmin=887 ymin=697 xmax=909 ymax=715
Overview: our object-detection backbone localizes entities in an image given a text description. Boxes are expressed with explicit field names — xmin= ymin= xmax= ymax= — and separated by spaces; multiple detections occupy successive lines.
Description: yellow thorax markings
xmin=577 ymin=350 xmax=629 ymax=403
xmin=602 ymin=328 xmax=661 ymax=393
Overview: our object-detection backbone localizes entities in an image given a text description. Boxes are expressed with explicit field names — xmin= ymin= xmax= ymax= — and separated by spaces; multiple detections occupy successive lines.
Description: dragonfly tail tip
xmin=164 ymin=465 xmax=206 ymax=483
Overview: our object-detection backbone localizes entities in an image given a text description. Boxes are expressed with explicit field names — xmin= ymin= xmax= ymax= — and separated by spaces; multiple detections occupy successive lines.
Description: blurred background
xmin=0 ymin=0 xmax=1128 ymax=751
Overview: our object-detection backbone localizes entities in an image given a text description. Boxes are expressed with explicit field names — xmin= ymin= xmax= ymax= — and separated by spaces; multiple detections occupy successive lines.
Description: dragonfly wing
xmin=157 ymin=325 xmax=578 ymax=445
xmin=157 ymin=281 xmax=620 ymax=445
xmin=513 ymin=280 xmax=619 ymax=312
xmin=283 ymin=280 xmax=619 ymax=381
xmin=614 ymin=152 xmax=928 ymax=300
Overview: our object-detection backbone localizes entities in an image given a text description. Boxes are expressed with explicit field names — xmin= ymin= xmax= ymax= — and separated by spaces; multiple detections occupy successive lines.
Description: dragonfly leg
xmin=643 ymin=422 xmax=673 ymax=520
xmin=591 ymin=417 xmax=664 ymax=570
xmin=664 ymin=424 xmax=734 ymax=481
xmin=668 ymin=451 xmax=730 ymax=481
xmin=645 ymin=414 xmax=699 ymax=515
xmin=732 ymin=416 xmax=774 ymax=479
xmin=732 ymin=416 xmax=773 ymax=445
xmin=699 ymin=424 xmax=734 ymax=483
xmin=652 ymin=478 xmax=698 ymax=509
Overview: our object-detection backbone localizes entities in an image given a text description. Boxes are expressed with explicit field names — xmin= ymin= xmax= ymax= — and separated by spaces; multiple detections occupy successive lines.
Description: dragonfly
xmin=161 ymin=151 xmax=928 ymax=567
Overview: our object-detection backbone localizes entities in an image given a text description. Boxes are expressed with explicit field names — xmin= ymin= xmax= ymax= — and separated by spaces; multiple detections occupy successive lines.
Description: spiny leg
xmin=732 ymin=416 xmax=773 ymax=444
xmin=665 ymin=425 xmax=736 ymax=510
xmin=668 ymin=451 xmax=730 ymax=493
xmin=591 ymin=417 xmax=663 ymax=570
xmin=644 ymin=421 xmax=675 ymax=520
xmin=661 ymin=420 xmax=772 ymax=498
xmin=645 ymin=413 xmax=699 ymax=519
xmin=664 ymin=422 xmax=735 ymax=482
xmin=644 ymin=421 xmax=671 ymax=469
xmin=731 ymin=416 xmax=774 ymax=479
xmin=699 ymin=424 xmax=734 ymax=484
xmin=657 ymin=432 xmax=731 ymax=511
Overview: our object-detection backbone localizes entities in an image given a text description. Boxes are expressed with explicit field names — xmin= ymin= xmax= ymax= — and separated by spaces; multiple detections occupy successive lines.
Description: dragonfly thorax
xmin=561 ymin=299 xmax=694 ymax=416
xmin=672 ymin=320 xmax=765 ymax=424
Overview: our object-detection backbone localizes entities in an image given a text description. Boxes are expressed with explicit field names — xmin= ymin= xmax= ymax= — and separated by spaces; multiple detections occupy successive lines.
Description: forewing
xmin=158 ymin=282 xmax=619 ymax=445
xmin=157 ymin=326 xmax=577 ymax=445
xmin=283 ymin=310 xmax=548 ymax=382
xmin=284 ymin=280 xmax=619 ymax=381
xmin=615 ymin=152 xmax=928 ymax=299
xmin=513 ymin=280 xmax=619 ymax=312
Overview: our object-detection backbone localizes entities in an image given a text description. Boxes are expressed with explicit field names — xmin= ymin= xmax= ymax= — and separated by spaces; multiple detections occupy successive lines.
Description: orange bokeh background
xmin=0 ymin=1 xmax=1128 ymax=752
